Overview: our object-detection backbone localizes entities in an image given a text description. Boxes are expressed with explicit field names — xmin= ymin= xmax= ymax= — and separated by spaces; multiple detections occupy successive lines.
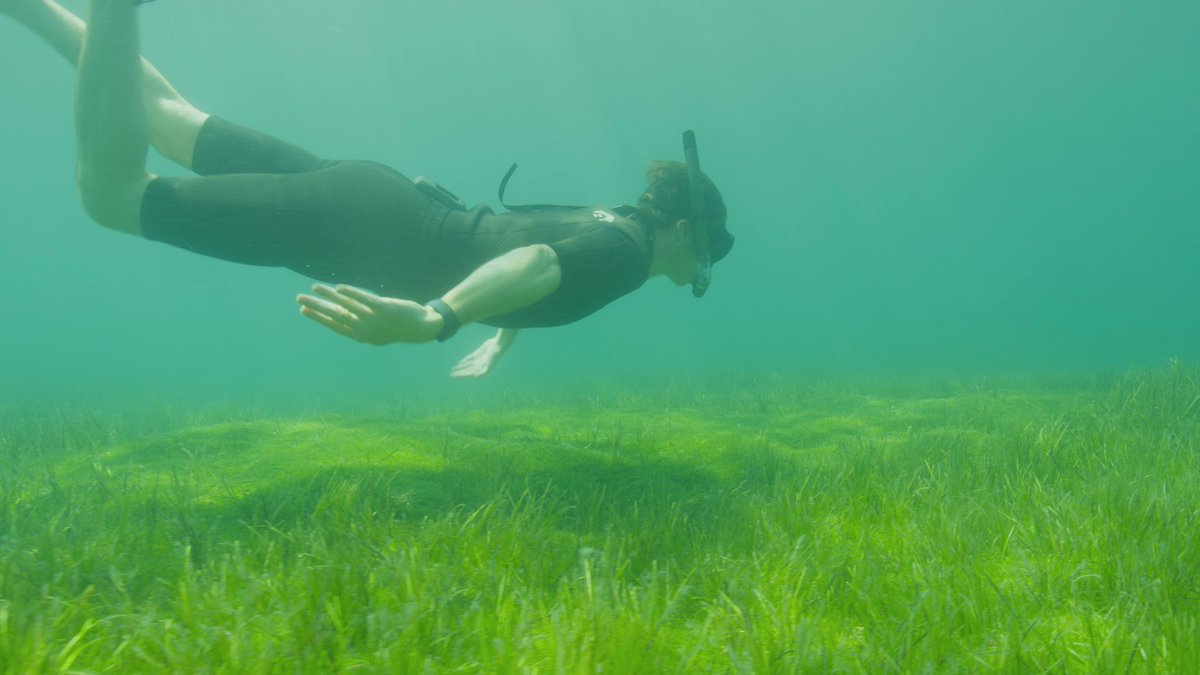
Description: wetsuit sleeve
xmin=485 ymin=225 xmax=650 ymax=328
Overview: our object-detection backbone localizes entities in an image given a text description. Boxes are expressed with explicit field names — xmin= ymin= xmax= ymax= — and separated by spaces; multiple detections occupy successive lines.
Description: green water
xmin=1 ymin=1 xmax=1198 ymax=672
xmin=2 ymin=1 xmax=1197 ymax=391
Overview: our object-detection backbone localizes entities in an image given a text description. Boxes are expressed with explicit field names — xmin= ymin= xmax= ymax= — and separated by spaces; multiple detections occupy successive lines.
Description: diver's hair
xmin=635 ymin=160 xmax=727 ymax=230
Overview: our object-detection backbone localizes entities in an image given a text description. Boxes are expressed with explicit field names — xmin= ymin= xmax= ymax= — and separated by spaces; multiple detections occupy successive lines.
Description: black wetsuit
xmin=141 ymin=117 xmax=655 ymax=328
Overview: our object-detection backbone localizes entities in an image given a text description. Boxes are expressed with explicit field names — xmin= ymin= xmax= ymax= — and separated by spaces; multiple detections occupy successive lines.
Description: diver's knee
xmin=76 ymin=173 xmax=145 ymax=235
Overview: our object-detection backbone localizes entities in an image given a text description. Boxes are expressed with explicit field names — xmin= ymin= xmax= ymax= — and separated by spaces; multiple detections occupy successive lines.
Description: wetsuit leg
xmin=188 ymin=116 xmax=336 ymax=176
xmin=139 ymin=118 xmax=439 ymax=291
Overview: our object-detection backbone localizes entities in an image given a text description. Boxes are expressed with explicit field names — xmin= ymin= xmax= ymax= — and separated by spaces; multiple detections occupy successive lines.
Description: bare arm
xmin=296 ymin=245 xmax=560 ymax=345
xmin=441 ymin=244 xmax=560 ymax=326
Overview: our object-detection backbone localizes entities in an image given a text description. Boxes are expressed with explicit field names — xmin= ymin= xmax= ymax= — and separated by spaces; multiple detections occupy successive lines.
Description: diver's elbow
xmin=526 ymin=244 xmax=561 ymax=295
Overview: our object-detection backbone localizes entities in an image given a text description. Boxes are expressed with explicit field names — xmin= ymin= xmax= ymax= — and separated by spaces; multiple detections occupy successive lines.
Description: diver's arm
xmin=441 ymin=245 xmax=561 ymax=326
xmin=296 ymin=245 xmax=558 ymax=345
xmin=451 ymin=329 xmax=519 ymax=378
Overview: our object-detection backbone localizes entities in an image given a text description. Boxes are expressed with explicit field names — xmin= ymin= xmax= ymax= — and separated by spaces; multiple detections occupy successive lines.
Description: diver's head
xmin=636 ymin=159 xmax=734 ymax=290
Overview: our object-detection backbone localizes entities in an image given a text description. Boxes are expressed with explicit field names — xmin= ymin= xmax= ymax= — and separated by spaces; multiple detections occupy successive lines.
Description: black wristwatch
xmin=426 ymin=299 xmax=460 ymax=342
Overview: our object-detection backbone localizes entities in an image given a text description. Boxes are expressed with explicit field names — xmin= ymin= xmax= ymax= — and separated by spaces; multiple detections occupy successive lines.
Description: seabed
xmin=2 ymin=362 xmax=1198 ymax=672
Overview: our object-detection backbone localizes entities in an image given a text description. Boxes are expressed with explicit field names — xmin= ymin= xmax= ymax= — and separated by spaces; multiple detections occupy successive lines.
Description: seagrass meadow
xmin=2 ymin=362 xmax=1198 ymax=673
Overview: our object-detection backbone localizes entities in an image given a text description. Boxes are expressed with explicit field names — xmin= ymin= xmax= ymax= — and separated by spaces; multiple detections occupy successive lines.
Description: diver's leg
xmin=72 ymin=0 xmax=157 ymax=235
xmin=4 ymin=0 xmax=207 ymax=171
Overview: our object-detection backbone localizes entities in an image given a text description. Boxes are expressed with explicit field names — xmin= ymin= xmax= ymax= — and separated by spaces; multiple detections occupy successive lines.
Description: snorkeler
xmin=2 ymin=0 xmax=733 ymax=378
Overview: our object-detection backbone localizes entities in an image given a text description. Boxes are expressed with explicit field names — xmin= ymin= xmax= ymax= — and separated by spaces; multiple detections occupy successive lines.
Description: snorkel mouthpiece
xmin=682 ymin=130 xmax=712 ymax=298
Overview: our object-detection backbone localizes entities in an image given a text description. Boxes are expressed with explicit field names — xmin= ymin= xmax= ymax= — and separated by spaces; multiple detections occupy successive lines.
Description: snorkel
xmin=682 ymin=130 xmax=713 ymax=298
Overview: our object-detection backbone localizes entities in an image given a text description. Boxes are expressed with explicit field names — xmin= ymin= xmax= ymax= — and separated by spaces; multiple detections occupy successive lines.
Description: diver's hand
xmin=297 ymin=284 xmax=440 ymax=345
xmin=450 ymin=335 xmax=507 ymax=378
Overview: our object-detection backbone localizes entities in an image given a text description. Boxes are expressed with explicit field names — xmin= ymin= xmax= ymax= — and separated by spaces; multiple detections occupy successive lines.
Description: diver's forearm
xmin=441 ymin=246 xmax=560 ymax=326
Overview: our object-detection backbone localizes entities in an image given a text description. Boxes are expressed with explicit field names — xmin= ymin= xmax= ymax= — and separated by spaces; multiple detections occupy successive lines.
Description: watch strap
xmin=426 ymin=299 xmax=460 ymax=342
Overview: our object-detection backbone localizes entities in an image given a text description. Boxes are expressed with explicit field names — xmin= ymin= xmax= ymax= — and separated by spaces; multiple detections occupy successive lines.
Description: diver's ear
xmin=675 ymin=219 xmax=693 ymax=242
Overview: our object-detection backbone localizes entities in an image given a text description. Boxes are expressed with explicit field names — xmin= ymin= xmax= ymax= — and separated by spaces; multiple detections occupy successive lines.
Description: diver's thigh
xmin=190 ymin=116 xmax=334 ymax=176
xmin=139 ymin=162 xmax=402 ymax=269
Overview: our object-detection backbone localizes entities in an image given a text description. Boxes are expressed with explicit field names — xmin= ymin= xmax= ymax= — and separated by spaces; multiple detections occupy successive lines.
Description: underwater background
xmin=1 ymin=0 xmax=1197 ymax=399
xmin=2 ymin=2 xmax=1200 ymax=671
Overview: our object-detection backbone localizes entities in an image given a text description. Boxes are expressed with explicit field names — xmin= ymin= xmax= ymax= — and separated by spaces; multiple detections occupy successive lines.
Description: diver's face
xmin=666 ymin=220 xmax=699 ymax=286
xmin=667 ymin=257 xmax=694 ymax=286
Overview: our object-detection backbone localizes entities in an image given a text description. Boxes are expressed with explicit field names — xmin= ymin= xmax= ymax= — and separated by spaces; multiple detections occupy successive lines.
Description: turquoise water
xmin=1 ymin=0 xmax=1197 ymax=399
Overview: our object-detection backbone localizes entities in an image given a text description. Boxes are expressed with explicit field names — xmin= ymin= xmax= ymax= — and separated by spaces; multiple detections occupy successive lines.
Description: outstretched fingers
xmin=311 ymin=284 xmax=375 ymax=317
xmin=298 ymin=284 xmax=434 ymax=345
xmin=297 ymin=290 xmax=359 ymax=338
xmin=298 ymin=305 xmax=355 ymax=338
xmin=332 ymin=284 xmax=391 ymax=312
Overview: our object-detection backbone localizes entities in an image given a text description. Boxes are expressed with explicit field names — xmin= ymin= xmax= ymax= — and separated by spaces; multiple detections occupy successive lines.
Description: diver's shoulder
xmin=586 ymin=206 xmax=630 ymax=226
xmin=484 ymin=205 xmax=646 ymax=241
